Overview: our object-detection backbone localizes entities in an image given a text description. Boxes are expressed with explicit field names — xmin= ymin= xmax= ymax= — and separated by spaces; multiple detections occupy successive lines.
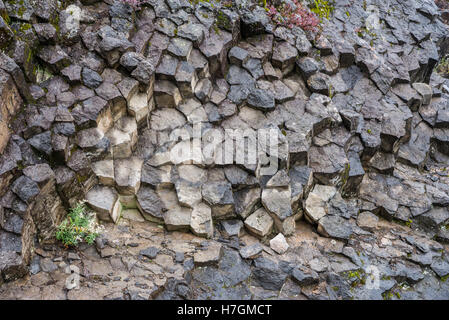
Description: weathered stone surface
xmin=11 ymin=176 xmax=40 ymax=204
xmin=239 ymin=243 xmax=263 ymax=259
xmin=291 ymin=266 xmax=319 ymax=286
xmin=174 ymin=179 xmax=202 ymax=208
xmin=1 ymin=0 xmax=449 ymax=296
xmin=114 ymin=157 xmax=143 ymax=195
xmin=357 ymin=211 xmax=379 ymax=230
xmin=190 ymin=202 xmax=213 ymax=238
xmin=199 ymin=29 xmax=232 ymax=77
xmin=221 ymin=219 xmax=244 ymax=238
xmin=154 ymin=80 xmax=181 ymax=108
xmin=86 ymin=185 xmax=118 ymax=222
xmin=304 ymin=185 xmax=337 ymax=223
xmin=317 ymin=215 xmax=353 ymax=240
xmin=202 ymin=181 xmax=235 ymax=219
xmin=136 ymin=186 xmax=167 ymax=223
xmin=194 ymin=243 xmax=222 ymax=266
xmin=270 ymin=233 xmax=289 ymax=254
xmin=262 ymin=187 xmax=295 ymax=235
xmin=244 ymin=208 xmax=273 ymax=238
xmin=246 ymin=88 xmax=275 ymax=111
xmin=164 ymin=206 xmax=191 ymax=231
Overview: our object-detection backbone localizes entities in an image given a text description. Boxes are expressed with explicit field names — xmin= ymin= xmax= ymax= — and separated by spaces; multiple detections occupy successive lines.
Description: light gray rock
xmin=261 ymin=187 xmax=295 ymax=235
xmin=270 ymin=233 xmax=289 ymax=254
xmin=244 ymin=207 xmax=274 ymax=238
xmin=190 ymin=202 xmax=213 ymax=238
xmin=194 ymin=243 xmax=222 ymax=266
xmin=239 ymin=243 xmax=263 ymax=259
xmin=164 ymin=206 xmax=191 ymax=231
xmin=357 ymin=211 xmax=379 ymax=230
xmin=86 ymin=185 xmax=118 ymax=222
xmin=304 ymin=185 xmax=337 ymax=223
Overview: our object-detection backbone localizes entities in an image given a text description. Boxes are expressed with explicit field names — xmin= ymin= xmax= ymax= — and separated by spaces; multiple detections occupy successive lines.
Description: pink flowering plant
xmin=267 ymin=0 xmax=320 ymax=31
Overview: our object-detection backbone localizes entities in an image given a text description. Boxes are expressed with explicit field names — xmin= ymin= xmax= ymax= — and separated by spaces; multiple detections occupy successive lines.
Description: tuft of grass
xmin=56 ymin=202 xmax=102 ymax=247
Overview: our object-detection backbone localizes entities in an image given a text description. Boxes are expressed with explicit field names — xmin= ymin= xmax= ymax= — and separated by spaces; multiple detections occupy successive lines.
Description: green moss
xmin=405 ymin=219 xmax=413 ymax=228
xmin=16 ymin=160 xmax=24 ymax=170
xmin=344 ymin=269 xmax=367 ymax=287
xmin=382 ymin=291 xmax=393 ymax=300
xmin=19 ymin=22 xmax=31 ymax=31
xmin=17 ymin=5 xmax=25 ymax=18
xmin=26 ymin=48 xmax=32 ymax=63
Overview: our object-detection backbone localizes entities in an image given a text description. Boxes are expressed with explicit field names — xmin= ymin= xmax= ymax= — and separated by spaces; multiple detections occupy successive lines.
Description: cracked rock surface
xmin=0 ymin=0 xmax=449 ymax=300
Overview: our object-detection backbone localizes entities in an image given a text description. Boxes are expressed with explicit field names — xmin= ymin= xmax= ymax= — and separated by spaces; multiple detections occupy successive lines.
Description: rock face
xmin=0 ymin=0 xmax=449 ymax=299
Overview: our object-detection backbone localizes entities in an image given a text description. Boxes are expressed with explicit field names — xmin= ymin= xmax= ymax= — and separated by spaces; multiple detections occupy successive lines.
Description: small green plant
xmin=309 ymin=0 xmax=334 ymax=21
xmin=345 ymin=269 xmax=367 ymax=287
xmin=56 ymin=202 xmax=102 ymax=247
xmin=405 ymin=219 xmax=413 ymax=228
xmin=435 ymin=55 xmax=449 ymax=77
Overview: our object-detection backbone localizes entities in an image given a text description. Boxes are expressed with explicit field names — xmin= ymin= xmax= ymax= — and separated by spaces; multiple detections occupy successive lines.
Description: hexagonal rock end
xmin=86 ymin=185 xmax=119 ymax=222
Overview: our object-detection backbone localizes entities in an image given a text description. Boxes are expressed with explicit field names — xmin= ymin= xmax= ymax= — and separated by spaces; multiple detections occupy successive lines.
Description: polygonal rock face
xmin=190 ymin=202 xmax=213 ymax=238
xmin=114 ymin=157 xmax=143 ymax=195
xmin=244 ymin=207 xmax=274 ymax=238
xmin=141 ymin=164 xmax=173 ymax=189
xmin=246 ymin=88 xmax=275 ymax=111
xmin=174 ymin=180 xmax=202 ymax=208
xmin=317 ymin=215 xmax=353 ymax=240
xmin=269 ymin=233 xmax=289 ymax=254
xmin=4 ymin=0 xmax=449 ymax=294
xmin=92 ymin=160 xmax=114 ymax=186
xmin=193 ymin=243 xmax=222 ymax=267
xmin=154 ymin=80 xmax=181 ymax=108
xmin=239 ymin=243 xmax=263 ymax=259
xmin=135 ymin=190 xmax=159 ymax=223
xmin=304 ymin=185 xmax=337 ymax=223
xmin=272 ymin=41 xmax=297 ymax=74
xmin=168 ymin=37 xmax=193 ymax=61
xmin=164 ymin=206 xmax=191 ymax=231
xmin=202 ymin=181 xmax=235 ymax=219
xmin=234 ymin=187 xmax=261 ymax=219
xmin=86 ymin=185 xmax=118 ymax=221
xmin=261 ymin=187 xmax=293 ymax=221
xmin=128 ymin=92 xmax=151 ymax=125
xmin=11 ymin=176 xmax=40 ymax=204
xmin=261 ymin=187 xmax=295 ymax=235
xmin=150 ymin=108 xmax=186 ymax=131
